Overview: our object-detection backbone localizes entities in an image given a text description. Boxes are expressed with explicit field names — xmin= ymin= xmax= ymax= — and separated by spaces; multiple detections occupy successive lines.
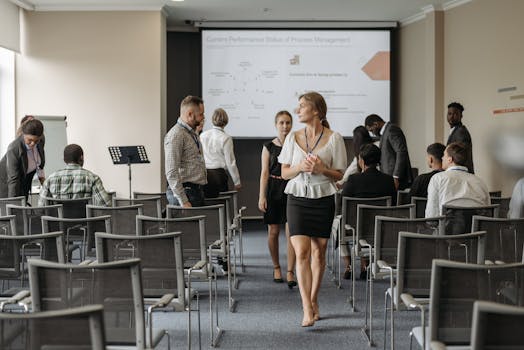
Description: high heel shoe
xmin=273 ymin=266 xmax=283 ymax=283
xmin=287 ymin=271 xmax=297 ymax=289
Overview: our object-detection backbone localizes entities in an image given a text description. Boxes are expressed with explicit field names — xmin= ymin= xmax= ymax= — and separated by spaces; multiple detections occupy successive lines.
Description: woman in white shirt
xmin=200 ymin=108 xmax=241 ymax=198
xmin=279 ymin=92 xmax=347 ymax=327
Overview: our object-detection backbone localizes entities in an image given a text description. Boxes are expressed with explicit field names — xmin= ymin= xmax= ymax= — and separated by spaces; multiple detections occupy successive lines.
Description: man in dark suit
xmin=365 ymin=114 xmax=413 ymax=190
xmin=446 ymin=102 xmax=474 ymax=173
xmin=342 ymin=143 xmax=396 ymax=279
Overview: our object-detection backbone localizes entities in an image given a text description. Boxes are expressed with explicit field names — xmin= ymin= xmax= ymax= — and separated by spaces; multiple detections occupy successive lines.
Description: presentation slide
xmin=202 ymin=29 xmax=390 ymax=137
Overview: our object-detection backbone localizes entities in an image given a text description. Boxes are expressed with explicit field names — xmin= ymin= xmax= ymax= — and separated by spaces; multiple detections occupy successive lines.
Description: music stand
xmin=108 ymin=146 xmax=150 ymax=199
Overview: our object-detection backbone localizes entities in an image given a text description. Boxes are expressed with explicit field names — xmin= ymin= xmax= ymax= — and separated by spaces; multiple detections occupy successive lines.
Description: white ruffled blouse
xmin=278 ymin=130 xmax=347 ymax=199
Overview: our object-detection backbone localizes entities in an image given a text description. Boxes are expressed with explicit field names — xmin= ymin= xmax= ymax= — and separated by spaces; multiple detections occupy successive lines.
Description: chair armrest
xmin=0 ymin=290 xmax=31 ymax=311
xmin=495 ymin=260 xmax=506 ymax=265
xmin=401 ymin=293 xmax=425 ymax=311
xmin=359 ymin=239 xmax=371 ymax=248
xmin=377 ymin=260 xmax=392 ymax=270
xmin=192 ymin=260 xmax=207 ymax=270
xmin=147 ymin=293 xmax=175 ymax=349
xmin=79 ymin=259 xmax=96 ymax=265
xmin=484 ymin=259 xmax=494 ymax=265
xmin=430 ymin=341 xmax=447 ymax=350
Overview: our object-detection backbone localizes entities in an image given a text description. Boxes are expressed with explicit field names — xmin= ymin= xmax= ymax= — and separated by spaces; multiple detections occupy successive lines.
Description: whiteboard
xmin=202 ymin=29 xmax=391 ymax=137
xmin=35 ymin=116 xmax=67 ymax=178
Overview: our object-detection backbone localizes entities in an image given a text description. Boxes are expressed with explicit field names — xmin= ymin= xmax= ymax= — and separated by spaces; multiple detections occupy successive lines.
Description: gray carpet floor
xmin=155 ymin=221 xmax=421 ymax=349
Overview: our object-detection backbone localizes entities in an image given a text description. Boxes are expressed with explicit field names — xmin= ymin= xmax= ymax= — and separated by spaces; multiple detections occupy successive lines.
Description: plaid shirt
xmin=38 ymin=164 xmax=112 ymax=207
xmin=164 ymin=120 xmax=207 ymax=204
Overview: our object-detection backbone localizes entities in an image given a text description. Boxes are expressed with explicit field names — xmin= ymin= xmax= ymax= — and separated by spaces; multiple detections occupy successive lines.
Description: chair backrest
xmin=373 ymin=216 xmax=444 ymax=270
xmin=41 ymin=215 xmax=112 ymax=259
xmin=133 ymin=191 xmax=168 ymax=211
xmin=43 ymin=197 xmax=92 ymax=218
xmin=0 ymin=304 xmax=106 ymax=350
xmin=95 ymin=232 xmax=185 ymax=302
xmin=136 ymin=214 xmax=207 ymax=268
xmin=472 ymin=216 xmax=524 ymax=264
xmin=397 ymin=189 xmax=411 ymax=205
xmin=0 ymin=215 xmax=16 ymax=235
xmin=356 ymin=204 xmax=414 ymax=251
xmin=411 ymin=196 xmax=428 ymax=219
xmin=28 ymin=258 xmax=146 ymax=349
xmin=490 ymin=197 xmax=511 ymax=219
xmin=470 ymin=300 xmax=524 ymax=350
xmin=167 ymin=204 xmax=226 ymax=250
xmin=443 ymin=204 xmax=499 ymax=235
xmin=113 ymin=196 xmax=162 ymax=218
xmin=86 ymin=204 xmax=143 ymax=235
xmin=341 ymin=196 xmax=392 ymax=233
xmin=6 ymin=204 xmax=63 ymax=235
xmin=219 ymin=190 xmax=240 ymax=218
xmin=489 ymin=190 xmax=502 ymax=198
xmin=396 ymin=231 xmax=486 ymax=302
xmin=204 ymin=196 xmax=232 ymax=231
xmin=429 ymin=259 xmax=524 ymax=346
xmin=0 ymin=196 xmax=26 ymax=216
xmin=0 ymin=232 xmax=65 ymax=286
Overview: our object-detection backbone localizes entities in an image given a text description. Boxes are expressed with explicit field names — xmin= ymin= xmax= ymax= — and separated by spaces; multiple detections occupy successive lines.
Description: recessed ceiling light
xmin=171 ymin=0 xmax=184 ymax=2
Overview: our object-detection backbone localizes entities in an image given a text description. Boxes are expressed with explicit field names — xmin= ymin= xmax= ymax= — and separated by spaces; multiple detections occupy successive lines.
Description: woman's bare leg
xmin=291 ymin=235 xmax=314 ymax=326
xmin=310 ymin=237 xmax=329 ymax=321
xmin=286 ymin=223 xmax=296 ymax=283
xmin=267 ymin=224 xmax=282 ymax=280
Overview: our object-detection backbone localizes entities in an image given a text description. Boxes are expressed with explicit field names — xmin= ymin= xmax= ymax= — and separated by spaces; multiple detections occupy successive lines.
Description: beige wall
xmin=16 ymin=10 xmax=166 ymax=197
xmin=399 ymin=0 xmax=524 ymax=196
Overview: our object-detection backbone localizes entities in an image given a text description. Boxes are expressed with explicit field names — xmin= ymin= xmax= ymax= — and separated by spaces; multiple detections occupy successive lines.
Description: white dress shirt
xmin=425 ymin=165 xmax=490 ymax=217
xmin=278 ymin=131 xmax=347 ymax=199
xmin=509 ymin=177 xmax=524 ymax=218
xmin=200 ymin=127 xmax=241 ymax=186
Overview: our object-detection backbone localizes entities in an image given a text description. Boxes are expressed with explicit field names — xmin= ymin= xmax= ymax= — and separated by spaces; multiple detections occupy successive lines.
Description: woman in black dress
xmin=258 ymin=111 xmax=297 ymax=288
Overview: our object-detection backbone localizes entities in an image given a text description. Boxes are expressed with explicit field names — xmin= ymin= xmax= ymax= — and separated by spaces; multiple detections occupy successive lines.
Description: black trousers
xmin=204 ymin=168 xmax=228 ymax=198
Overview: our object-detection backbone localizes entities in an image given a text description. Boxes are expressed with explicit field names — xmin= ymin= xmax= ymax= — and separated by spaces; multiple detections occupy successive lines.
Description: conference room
xmin=0 ymin=0 xmax=523 ymax=348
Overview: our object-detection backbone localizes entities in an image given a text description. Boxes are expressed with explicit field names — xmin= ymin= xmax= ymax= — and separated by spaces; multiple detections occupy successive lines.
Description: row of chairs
xmin=327 ymin=192 xmax=524 ymax=349
xmin=0 ymin=190 xmax=246 ymax=348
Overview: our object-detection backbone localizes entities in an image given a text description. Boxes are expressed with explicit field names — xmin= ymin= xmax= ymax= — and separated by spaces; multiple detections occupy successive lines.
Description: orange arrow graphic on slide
xmin=362 ymin=51 xmax=390 ymax=80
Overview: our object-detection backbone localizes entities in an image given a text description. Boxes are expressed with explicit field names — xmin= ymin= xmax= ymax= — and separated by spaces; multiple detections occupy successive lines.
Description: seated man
xmin=409 ymin=143 xmax=445 ymax=199
xmin=341 ymin=144 xmax=396 ymax=279
xmin=425 ymin=142 xmax=490 ymax=218
xmin=38 ymin=144 xmax=112 ymax=206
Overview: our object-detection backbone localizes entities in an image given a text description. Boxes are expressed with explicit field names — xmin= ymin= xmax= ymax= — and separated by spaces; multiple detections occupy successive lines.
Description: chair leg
xmin=383 ymin=291 xmax=389 ymax=350
xmin=409 ymin=331 xmax=413 ymax=350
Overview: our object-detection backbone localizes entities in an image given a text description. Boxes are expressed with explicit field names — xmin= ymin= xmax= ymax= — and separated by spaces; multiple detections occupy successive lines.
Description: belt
xmin=183 ymin=182 xmax=203 ymax=189
xmin=269 ymin=174 xmax=283 ymax=180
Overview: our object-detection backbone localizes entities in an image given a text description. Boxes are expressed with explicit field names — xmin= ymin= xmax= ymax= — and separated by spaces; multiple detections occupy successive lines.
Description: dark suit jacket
xmin=342 ymin=167 xmax=397 ymax=204
xmin=408 ymin=169 xmax=442 ymax=199
xmin=447 ymin=123 xmax=474 ymax=173
xmin=379 ymin=122 xmax=413 ymax=189
xmin=0 ymin=136 xmax=45 ymax=198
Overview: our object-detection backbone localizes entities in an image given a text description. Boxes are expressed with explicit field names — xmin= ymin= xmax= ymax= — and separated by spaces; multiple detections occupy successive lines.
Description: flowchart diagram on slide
xmin=203 ymin=30 xmax=390 ymax=137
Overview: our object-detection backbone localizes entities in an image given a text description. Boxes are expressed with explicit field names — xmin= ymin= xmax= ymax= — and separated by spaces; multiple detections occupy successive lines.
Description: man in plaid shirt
xmin=164 ymin=95 xmax=207 ymax=207
xmin=38 ymin=144 xmax=112 ymax=206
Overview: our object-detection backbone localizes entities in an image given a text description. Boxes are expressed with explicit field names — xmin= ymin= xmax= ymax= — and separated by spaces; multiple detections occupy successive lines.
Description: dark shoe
xmin=273 ymin=266 xmax=283 ymax=283
xmin=343 ymin=268 xmax=352 ymax=280
xmin=287 ymin=271 xmax=297 ymax=289
xmin=359 ymin=270 xmax=367 ymax=280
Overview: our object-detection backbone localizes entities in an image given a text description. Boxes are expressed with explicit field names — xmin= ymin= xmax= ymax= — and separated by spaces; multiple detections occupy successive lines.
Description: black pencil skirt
xmin=287 ymin=194 xmax=335 ymax=238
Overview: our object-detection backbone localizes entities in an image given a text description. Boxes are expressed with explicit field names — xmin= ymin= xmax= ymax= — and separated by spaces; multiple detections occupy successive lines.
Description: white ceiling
xmin=12 ymin=0 xmax=469 ymax=27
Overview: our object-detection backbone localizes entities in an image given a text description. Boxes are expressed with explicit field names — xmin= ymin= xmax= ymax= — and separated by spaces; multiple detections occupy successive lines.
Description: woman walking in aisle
xmin=279 ymin=92 xmax=346 ymax=326
xmin=258 ymin=111 xmax=297 ymax=288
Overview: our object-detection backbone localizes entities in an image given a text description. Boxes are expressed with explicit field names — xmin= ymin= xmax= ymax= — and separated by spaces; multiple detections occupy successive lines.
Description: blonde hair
xmin=212 ymin=108 xmax=229 ymax=128
xmin=299 ymin=91 xmax=329 ymax=128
